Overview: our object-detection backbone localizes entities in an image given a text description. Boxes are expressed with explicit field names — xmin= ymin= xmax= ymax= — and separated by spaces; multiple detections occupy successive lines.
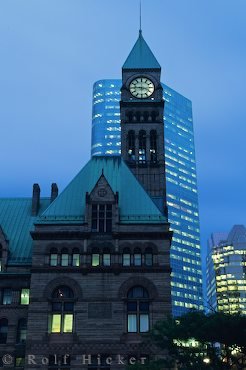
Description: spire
xmin=139 ymin=0 xmax=142 ymax=34
xmin=122 ymin=31 xmax=161 ymax=70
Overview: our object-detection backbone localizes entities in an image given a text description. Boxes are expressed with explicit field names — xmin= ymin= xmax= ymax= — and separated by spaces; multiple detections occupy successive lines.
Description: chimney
xmin=32 ymin=184 xmax=40 ymax=216
xmin=50 ymin=183 xmax=58 ymax=203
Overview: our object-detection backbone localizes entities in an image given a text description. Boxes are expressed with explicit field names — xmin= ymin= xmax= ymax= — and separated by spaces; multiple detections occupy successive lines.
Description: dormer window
xmin=91 ymin=204 xmax=112 ymax=232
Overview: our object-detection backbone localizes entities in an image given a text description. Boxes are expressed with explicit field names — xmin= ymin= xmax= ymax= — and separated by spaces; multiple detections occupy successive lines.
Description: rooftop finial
xmin=139 ymin=0 xmax=142 ymax=35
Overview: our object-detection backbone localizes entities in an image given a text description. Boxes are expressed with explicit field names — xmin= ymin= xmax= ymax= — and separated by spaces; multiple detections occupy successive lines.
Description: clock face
xmin=129 ymin=77 xmax=155 ymax=98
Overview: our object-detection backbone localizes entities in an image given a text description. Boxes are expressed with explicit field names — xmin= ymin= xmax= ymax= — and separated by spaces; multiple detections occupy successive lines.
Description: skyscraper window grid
xmin=91 ymin=79 xmax=203 ymax=316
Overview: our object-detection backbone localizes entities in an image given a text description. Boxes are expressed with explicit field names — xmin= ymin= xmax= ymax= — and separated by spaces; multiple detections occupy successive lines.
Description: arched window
xmin=92 ymin=248 xmax=100 ymax=267
xmin=150 ymin=130 xmax=157 ymax=163
xmin=0 ymin=318 xmax=8 ymax=344
xmin=145 ymin=247 xmax=153 ymax=266
xmin=50 ymin=248 xmax=58 ymax=266
xmin=122 ymin=248 xmax=131 ymax=267
xmin=127 ymin=130 xmax=136 ymax=161
xmin=61 ymin=248 xmax=69 ymax=267
xmin=127 ymin=287 xmax=149 ymax=333
xmin=16 ymin=318 xmax=27 ymax=343
xmin=133 ymin=248 xmax=142 ymax=266
xmin=103 ymin=248 xmax=111 ymax=267
xmin=138 ymin=130 xmax=146 ymax=163
xmin=49 ymin=286 xmax=74 ymax=334
xmin=72 ymin=248 xmax=80 ymax=267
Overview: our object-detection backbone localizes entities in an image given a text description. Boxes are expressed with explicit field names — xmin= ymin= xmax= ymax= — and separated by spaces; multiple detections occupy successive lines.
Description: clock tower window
xmin=150 ymin=130 xmax=157 ymax=163
xmin=127 ymin=130 xmax=136 ymax=161
xmin=138 ymin=130 xmax=146 ymax=163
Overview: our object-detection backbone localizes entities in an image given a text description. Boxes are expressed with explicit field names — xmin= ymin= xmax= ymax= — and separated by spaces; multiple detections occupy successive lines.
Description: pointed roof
xmin=123 ymin=31 xmax=161 ymax=70
xmin=39 ymin=157 xmax=166 ymax=224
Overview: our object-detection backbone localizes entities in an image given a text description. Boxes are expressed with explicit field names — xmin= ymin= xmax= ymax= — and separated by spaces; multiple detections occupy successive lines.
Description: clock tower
xmin=120 ymin=30 xmax=167 ymax=216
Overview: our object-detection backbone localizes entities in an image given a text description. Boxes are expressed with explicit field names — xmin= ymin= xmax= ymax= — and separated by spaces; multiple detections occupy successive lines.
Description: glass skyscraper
xmin=91 ymin=79 xmax=203 ymax=316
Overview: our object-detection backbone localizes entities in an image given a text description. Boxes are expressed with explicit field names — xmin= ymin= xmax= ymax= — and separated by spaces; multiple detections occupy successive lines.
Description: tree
xmin=127 ymin=311 xmax=246 ymax=370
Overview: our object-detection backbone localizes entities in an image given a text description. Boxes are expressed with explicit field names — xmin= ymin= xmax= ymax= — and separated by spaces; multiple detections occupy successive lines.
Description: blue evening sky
xmin=0 ymin=1 xmax=246 ymax=273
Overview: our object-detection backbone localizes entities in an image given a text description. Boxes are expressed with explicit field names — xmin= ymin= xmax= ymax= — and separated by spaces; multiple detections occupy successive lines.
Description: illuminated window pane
xmin=50 ymin=254 xmax=58 ymax=266
xmin=63 ymin=314 xmax=73 ymax=333
xmin=61 ymin=254 xmax=69 ymax=266
xmin=15 ymin=358 xmax=25 ymax=367
xmin=72 ymin=254 xmax=80 ymax=266
xmin=134 ymin=254 xmax=142 ymax=266
xmin=51 ymin=314 xmax=61 ymax=333
xmin=92 ymin=254 xmax=100 ymax=266
xmin=128 ymin=314 xmax=137 ymax=332
xmin=140 ymin=314 xmax=149 ymax=332
xmin=103 ymin=254 xmax=111 ymax=266
xmin=123 ymin=254 xmax=131 ymax=266
xmin=21 ymin=289 xmax=30 ymax=305
xmin=2 ymin=289 xmax=12 ymax=305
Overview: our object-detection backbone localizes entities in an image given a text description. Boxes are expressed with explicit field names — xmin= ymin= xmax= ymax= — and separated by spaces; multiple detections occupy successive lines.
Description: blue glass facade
xmin=91 ymin=79 xmax=203 ymax=316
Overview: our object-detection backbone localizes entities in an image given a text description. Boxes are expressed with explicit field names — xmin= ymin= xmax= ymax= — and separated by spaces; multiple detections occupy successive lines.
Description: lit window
xmin=92 ymin=251 xmax=100 ymax=267
xmin=15 ymin=357 xmax=25 ymax=367
xmin=72 ymin=249 xmax=80 ymax=267
xmin=103 ymin=251 xmax=111 ymax=266
xmin=138 ymin=130 xmax=146 ymax=163
xmin=123 ymin=248 xmax=131 ymax=266
xmin=49 ymin=286 xmax=74 ymax=334
xmin=20 ymin=289 xmax=30 ymax=305
xmin=50 ymin=248 xmax=58 ymax=266
xmin=61 ymin=249 xmax=69 ymax=267
xmin=2 ymin=288 xmax=12 ymax=305
xmin=127 ymin=287 xmax=149 ymax=333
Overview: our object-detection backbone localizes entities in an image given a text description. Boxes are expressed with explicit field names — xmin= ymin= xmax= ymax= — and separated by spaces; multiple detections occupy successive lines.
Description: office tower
xmin=206 ymin=225 xmax=246 ymax=314
xmin=91 ymin=79 xmax=203 ymax=317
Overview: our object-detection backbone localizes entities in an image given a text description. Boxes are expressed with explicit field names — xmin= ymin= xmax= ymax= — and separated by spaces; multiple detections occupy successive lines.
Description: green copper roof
xmin=40 ymin=157 xmax=166 ymax=224
xmin=0 ymin=198 xmax=50 ymax=264
xmin=123 ymin=31 xmax=161 ymax=70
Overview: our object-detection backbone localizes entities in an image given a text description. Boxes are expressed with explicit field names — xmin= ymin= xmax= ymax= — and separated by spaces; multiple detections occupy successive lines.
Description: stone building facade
xmin=0 ymin=31 xmax=172 ymax=369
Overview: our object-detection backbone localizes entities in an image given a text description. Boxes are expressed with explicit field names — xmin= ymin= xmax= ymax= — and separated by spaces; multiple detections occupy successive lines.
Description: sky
xmin=0 ymin=0 xmax=246 ymax=273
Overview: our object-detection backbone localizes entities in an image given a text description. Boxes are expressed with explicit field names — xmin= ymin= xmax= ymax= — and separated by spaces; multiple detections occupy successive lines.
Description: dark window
xmin=133 ymin=248 xmax=142 ymax=266
xmin=49 ymin=286 xmax=74 ymax=334
xmin=16 ymin=318 xmax=27 ymax=344
xmin=61 ymin=248 xmax=69 ymax=267
xmin=138 ymin=130 xmax=146 ymax=163
xmin=127 ymin=286 xmax=149 ymax=333
xmin=0 ymin=318 xmax=8 ymax=344
xmin=2 ymin=288 xmax=12 ymax=305
xmin=127 ymin=130 xmax=136 ymax=161
xmin=150 ymin=130 xmax=157 ymax=163
xmin=145 ymin=248 xmax=153 ymax=266
xmin=0 ymin=244 xmax=2 ymax=272
xmin=92 ymin=204 xmax=112 ymax=232
xmin=123 ymin=248 xmax=131 ymax=267
xmin=50 ymin=248 xmax=58 ymax=266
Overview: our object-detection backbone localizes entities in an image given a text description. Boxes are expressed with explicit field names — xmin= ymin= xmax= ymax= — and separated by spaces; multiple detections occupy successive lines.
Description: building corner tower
xmin=120 ymin=30 xmax=167 ymax=216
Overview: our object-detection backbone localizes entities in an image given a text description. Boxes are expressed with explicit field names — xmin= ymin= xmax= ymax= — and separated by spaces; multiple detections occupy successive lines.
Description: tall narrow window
xmin=72 ymin=248 xmax=80 ymax=267
xmin=133 ymin=248 xmax=142 ymax=266
xmin=0 ymin=244 xmax=2 ymax=272
xmin=103 ymin=249 xmax=111 ymax=266
xmin=2 ymin=288 xmax=12 ymax=305
xmin=127 ymin=286 xmax=149 ymax=333
xmin=92 ymin=249 xmax=100 ymax=267
xmin=150 ymin=130 xmax=157 ymax=163
xmin=50 ymin=286 xmax=74 ymax=334
xmin=50 ymin=248 xmax=58 ymax=266
xmin=0 ymin=318 xmax=8 ymax=344
xmin=127 ymin=130 xmax=136 ymax=161
xmin=61 ymin=248 xmax=69 ymax=267
xmin=92 ymin=204 xmax=112 ymax=232
xmin=138 ymin=130 xmax=146 ymax=163
xmin=122 ymin=248 xmax=131 ymax=267
xmin=145 ymin=248 xmax=153 ymax=266
xmin=20 ymin=288 xmax=30 ymax=305
xmin=16 ymin=318 xmax=27 ymax=343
